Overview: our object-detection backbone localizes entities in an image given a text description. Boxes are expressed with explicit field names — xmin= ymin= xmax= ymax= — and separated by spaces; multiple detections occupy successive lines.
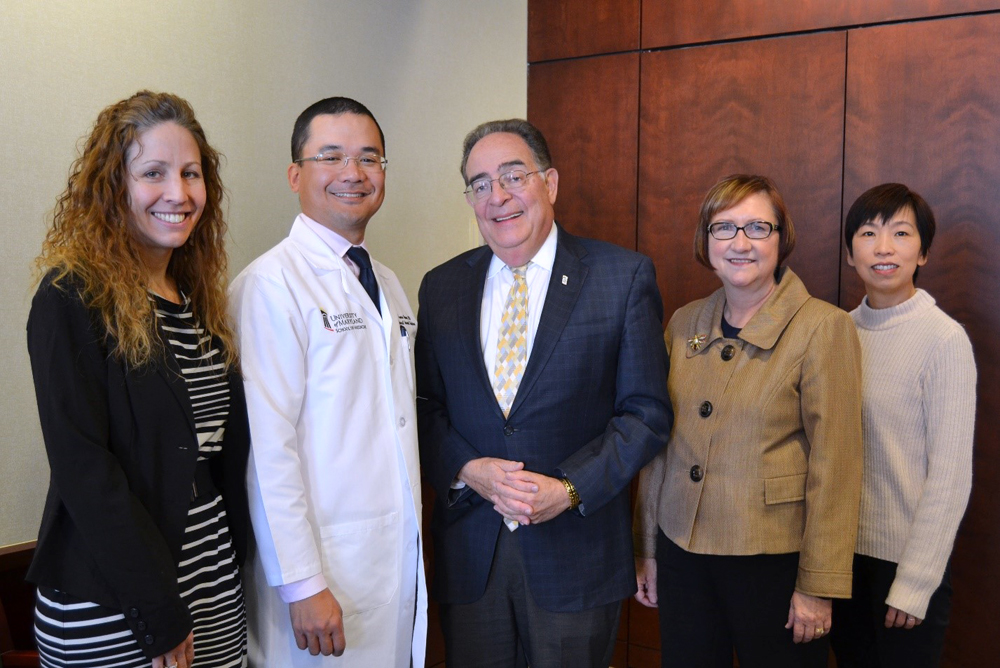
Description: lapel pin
xmin=687 ymin=334 xmax=707 ymax=352
xmin=561 ymin=275 xmax=568 ymax=285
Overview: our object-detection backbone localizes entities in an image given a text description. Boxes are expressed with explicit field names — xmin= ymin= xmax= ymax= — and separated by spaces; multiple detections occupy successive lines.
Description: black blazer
xmin=416 ymin=225 xmax=673 ymax=612
xmin=25 ymin=273 xmax=250 ymax=658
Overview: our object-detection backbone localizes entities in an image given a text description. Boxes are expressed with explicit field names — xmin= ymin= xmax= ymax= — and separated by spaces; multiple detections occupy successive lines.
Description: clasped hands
xmin=458 ymin=457 xmax=571 ymax=525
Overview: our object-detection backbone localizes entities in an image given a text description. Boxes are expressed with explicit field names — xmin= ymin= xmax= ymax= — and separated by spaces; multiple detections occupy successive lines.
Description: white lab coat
xmin=231 ymin=217 xmax=426 ymax=667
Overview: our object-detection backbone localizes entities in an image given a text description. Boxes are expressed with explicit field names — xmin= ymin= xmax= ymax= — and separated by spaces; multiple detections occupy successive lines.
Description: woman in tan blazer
xmin=634 ymin=174 xmax=863 ymax=668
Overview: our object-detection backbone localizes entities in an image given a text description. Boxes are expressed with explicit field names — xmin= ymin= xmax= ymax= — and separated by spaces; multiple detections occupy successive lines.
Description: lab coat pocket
xmin=395 ymin=324 xmax=417 ymax=394
xmin=319 ymin=511 xmax=400 ymax=617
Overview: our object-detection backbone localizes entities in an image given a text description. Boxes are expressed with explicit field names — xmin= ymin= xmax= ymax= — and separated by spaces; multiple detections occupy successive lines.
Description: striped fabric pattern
xmin=154 ymin=295 xmax=231 ymax=456
xmin=35 ymin=587 xmax=148 ymax=667
xmin=35 ymin=295 xmax=246 ymax=667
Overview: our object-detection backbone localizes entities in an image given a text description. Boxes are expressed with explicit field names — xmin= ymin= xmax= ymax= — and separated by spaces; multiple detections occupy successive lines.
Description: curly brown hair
xmin=35 ymin=90 xmax=237 ymax=369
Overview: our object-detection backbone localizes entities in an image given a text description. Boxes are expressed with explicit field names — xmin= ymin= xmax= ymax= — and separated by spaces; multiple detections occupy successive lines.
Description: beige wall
xmin=0 ymin=0 xmax=526 ymax=546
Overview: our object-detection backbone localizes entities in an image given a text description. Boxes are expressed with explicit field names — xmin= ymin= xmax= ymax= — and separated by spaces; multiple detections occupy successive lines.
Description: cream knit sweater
xmin=851 ymin=289 xmax=976 ymax=619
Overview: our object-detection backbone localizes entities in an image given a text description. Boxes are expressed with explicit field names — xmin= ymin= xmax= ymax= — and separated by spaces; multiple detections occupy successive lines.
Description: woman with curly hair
xmin=26 ymin=91 xmax=250 ymax=668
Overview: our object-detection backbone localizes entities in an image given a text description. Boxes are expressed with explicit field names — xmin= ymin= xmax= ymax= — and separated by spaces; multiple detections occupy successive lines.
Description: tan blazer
xmin=635 ymin=269 xmax=862 ymax=598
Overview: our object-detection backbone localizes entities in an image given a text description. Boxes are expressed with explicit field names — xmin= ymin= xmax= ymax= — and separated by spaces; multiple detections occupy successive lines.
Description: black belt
xmin=191 ymin=460 xmax=217 ymax=501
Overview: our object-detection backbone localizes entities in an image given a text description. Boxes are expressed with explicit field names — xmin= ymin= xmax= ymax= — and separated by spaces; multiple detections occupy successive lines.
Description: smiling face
xmin=288 ymin=112 xmax=385 ymax=244
xmin=707 ymin=191 xmax=781 ymax=296
xmin=126 ymin=121 xmax=205 ymax=266
xmin=848 ymin=206 xmax=928 ymax=308
xmin=464 ymin=132 xmax=558 ymax=267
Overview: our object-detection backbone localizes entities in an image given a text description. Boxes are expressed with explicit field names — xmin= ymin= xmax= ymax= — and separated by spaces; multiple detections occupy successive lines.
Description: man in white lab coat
xmin=230 ymin=97 xmax=425 ymax=667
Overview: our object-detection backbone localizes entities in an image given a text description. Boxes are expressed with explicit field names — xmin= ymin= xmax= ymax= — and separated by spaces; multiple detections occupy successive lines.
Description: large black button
xmin=144 ymin=634 xmax=155 ymax=645
xmin=129 ymin=607 xmax=140 ymax=619
xmin=503 ymin=425 xmax=514 ymax=436
xmin=137 ymin=621 xmax=147 ymax=631
xmin=721 ymin=345 xmax=735 ymax=361
xmin=690 ymin=465 xmax=703 ymax=482
xmin=699 ymin=401 xmax=713 ymax=418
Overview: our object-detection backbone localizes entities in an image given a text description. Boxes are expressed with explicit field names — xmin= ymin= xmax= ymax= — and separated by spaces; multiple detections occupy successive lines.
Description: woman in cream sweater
xmin=832 ymin=183 xmax=976 ymax=667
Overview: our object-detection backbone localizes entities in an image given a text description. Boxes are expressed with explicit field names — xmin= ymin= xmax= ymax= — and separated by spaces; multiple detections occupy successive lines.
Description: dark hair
xmin=693 ymin=174 xmax=796 ymax=271
xmin=291 ymin=97 xmax=385 ymax=161
xmin=844 ymin=183 xmax=935 ymax=281
xmin=460 ymin=118 xmax=552 ymax=184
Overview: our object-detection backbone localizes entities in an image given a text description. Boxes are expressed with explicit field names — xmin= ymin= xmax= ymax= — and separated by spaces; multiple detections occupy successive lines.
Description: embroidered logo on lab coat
xmin=321 ymin=309 xmax=367 ymax=333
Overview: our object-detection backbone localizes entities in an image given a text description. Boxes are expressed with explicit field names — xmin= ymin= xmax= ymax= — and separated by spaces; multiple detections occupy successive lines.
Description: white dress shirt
xmin=300 ymin=212 xmax=368 ymax=279
xmin=479 ymin=221 xmax=558 ymax=371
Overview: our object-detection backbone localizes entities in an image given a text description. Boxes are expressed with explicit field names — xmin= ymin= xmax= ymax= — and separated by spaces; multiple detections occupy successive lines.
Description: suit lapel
xmin=508 ymin=226 xmax=587 ymax=418
xmin=458 ymin=246 xmax=501 ymax=415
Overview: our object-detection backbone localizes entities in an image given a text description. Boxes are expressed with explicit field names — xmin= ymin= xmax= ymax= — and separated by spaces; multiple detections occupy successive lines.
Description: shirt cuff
xmin=278 ymin=574 xmax=328 ymax=603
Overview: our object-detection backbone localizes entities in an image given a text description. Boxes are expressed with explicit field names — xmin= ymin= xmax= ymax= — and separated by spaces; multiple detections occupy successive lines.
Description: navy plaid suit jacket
xmin=416 ymin=224 xmax=673 ymax=612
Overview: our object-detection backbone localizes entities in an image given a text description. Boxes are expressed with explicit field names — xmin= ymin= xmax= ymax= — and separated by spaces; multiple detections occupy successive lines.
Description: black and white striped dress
xmin=34 ymin=295 xmax=247 ymax=667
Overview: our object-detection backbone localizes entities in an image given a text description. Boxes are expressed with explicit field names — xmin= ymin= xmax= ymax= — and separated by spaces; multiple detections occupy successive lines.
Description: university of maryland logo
xmin=320 ymin=309 xmax=366 ymax=333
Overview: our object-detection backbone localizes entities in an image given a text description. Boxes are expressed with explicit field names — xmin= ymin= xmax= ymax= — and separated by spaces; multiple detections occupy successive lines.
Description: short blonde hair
xmin=693 ymin=174 xmax=796 ymax=270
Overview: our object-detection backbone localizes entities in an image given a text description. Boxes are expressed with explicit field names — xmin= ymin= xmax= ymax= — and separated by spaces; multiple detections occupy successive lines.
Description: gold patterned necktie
xmin=493 ymin=265 xmax=528 ymax=418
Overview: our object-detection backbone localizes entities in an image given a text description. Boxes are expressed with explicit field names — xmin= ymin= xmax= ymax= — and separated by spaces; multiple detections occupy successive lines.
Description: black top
xmin=25 ymin=272 xmax=250 ymax=658
xmin=721 ymin=314 xmax=742 ymax=340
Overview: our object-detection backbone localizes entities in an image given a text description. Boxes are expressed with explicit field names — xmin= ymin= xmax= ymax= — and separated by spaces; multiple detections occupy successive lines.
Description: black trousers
xmin=440 ymin=525 xmax=621 ymax=668
xmin=656 ymin=531 xmax=829 ymax=668
xmin=831 ymin=553 xmax=953 ymax=668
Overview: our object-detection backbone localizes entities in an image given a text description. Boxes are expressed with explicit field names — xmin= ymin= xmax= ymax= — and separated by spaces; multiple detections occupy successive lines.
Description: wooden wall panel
xmin=0 ymin=541 xmax=36 ymax=657
xmin=642 ymin=0 xmax=1000 ymax=49
xmin=422 ymin=485 xmax=446 ymax=667
xmin=528 ymin=53 xmax=640 ymax=250
xmin=528 ymin=0 xmax=640 ymax=62
xmin=628 ymin=643 xmax=661 ymax=667
xmin=843 ymin=14 xmax=1000 ymax=666
xmin=638 ymin=33 xmax=846 ymax=320
xmin=627 ymin=597 xmax=659 ymax=649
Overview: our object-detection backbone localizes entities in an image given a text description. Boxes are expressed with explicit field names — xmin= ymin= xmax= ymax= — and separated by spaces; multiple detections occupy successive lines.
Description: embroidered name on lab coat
xmin=321 ymin=309 xmax=367 ymax=333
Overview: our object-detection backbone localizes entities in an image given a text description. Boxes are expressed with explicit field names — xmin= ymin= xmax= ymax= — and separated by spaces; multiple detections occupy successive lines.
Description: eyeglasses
xmin=465 ymin=170 xmax=541 ymax=202
xmin=294 ymin=152 xmax=388 ymax=172
xmin=708 ymin=221 xmax=781 ymax=240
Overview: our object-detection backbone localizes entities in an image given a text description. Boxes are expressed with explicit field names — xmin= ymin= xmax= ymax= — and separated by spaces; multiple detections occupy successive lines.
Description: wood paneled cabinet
xmin=527 ymin=5 xmax=1000 ymax=667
